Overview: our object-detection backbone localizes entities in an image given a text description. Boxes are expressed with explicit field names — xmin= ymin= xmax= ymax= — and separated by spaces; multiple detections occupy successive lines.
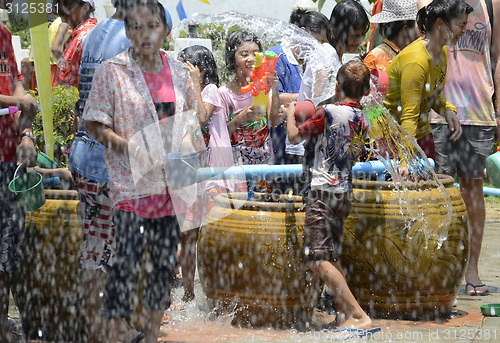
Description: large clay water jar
xmin=342 ymin=174 xmax=469 ymax=319
xmin=12 ymin=189 xmax=87 ymax=342
xmin=197 ymin=192 xmax=322 ymax=329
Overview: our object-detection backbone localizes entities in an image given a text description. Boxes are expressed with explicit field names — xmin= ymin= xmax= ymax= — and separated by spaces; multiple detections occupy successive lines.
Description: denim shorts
xmin=101 ymin=210 xmax=180 ymax=319
xmin=431 ymin=124 xmax=495 ymax=178
xmin=0 ymin=162 xmax=25 ymax=274
xmin=303 ymin=190 xmax=352 ymax=263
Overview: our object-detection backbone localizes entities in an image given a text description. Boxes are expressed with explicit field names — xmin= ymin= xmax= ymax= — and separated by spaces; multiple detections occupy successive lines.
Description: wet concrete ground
xmin=10 ymin=197 xmax=500 ymax=342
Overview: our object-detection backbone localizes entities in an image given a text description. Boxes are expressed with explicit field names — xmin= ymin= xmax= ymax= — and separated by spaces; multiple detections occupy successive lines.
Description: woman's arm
xmin=282 ymin=103 xmax=303 ymax=144
xmin=399 ymin=63 xmax=427 ymax=137
xmin=51 ymin=21 xmax=70 ymax=60
xmin=184 ymin=62 xmax=212 ymax=126
xmin=85 ymin=121 xmax=129 ymax=156
xmin=267 ymin=72 xmax=281 ymax=127
xmin=279 ymin=92 xmax=299 ymax=104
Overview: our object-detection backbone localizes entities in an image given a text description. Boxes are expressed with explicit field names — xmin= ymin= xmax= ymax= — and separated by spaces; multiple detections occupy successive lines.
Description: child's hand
xmin=280 ymin=102 xmax=296 ymax=125
xmin=184 ymin=61 xmax=202 ymax=87
xmin=241 ymin=106 xmax=265 ymax=122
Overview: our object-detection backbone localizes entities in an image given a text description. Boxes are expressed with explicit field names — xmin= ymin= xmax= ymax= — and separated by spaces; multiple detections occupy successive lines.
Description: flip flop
xmin=322 ymin=327 xmax=381 ymax=340
xmin=466 ymin=282 xmax=490 ymax=296
xmin=130 ymin=332 xmax=145 ymax=343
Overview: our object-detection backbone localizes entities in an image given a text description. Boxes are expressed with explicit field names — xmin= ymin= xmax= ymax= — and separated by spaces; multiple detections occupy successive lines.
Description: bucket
xmin=8 ymin=163 xmax=46 ymax=211
xmin=165 ymin=152 xmax=199 ymax=187
xmin=37 ymin=151 xmax=59 ymax=169
xmin=486 ymin=150 xmax=500 ymax=188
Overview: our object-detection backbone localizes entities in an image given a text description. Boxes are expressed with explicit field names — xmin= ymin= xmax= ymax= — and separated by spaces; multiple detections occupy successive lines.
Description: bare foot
xmin=339 ymin=314 xmax=372 ymax=330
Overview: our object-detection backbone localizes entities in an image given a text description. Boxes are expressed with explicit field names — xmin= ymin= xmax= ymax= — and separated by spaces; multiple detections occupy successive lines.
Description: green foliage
xmin=5 ymin=14 xmax=31 ymax=49
xmin=29 ymin=86 xmax=79 ymax=168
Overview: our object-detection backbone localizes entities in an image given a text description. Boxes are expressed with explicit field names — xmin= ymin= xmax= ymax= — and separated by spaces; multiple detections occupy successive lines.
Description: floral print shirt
xmin=83 ymin=47 xmax=198 ymax=206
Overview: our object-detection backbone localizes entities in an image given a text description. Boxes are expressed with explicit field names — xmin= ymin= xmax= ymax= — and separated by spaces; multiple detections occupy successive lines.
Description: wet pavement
xmin=9 ymin=197 xmax=500 ymax=342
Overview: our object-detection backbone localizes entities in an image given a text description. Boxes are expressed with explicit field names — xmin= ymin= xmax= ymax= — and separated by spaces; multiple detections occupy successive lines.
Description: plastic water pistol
xmin=0 ymin=106 xmax=18 ymax=116
xmin=241 ymin=51 xmax=278 ymax=110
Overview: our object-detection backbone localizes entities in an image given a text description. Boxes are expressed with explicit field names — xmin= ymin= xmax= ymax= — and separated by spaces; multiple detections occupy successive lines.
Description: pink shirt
xmin=116 ymin=54 xmax=178 ymax=218
xmin=83 ymin=47 xmax=199 ymax=208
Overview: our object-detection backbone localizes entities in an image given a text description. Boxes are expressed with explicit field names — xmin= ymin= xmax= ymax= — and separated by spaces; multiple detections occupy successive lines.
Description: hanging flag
xmin=176 ymin=0 xmax=187 ymax=21
xmin=28 ymin=0 xmax=54 ymax=158
xmin=197 ymin=0 xmax=211 ymax=4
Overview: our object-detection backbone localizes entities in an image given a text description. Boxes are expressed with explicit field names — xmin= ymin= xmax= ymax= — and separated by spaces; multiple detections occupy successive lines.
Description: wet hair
xmin=125 ymin=0 xmax=167 ymax=31
xmin=378 ymin=20 xmax=415 ymax=40
xmin=329 ymin=0 xmax=369 ymax=48
xmin=336 ymin=60 xmax=370 ymax=100
xmin=59 ymin=0 xmax=95 ymax=16
xmin=112 ymin=0 xmax=136 ymax=9
xmin=224 ymin=29 xmax=262 ymax=73
xmin=289 ymin=9 xmax=331 ymax=37
xmin=178 ymin=45 xmax=220 ymax=87
xmin=416 ymin=0 xmax=473 ymax=34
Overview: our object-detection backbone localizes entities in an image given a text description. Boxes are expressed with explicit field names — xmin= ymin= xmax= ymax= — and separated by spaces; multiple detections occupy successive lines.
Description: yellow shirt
xmin=384 ymin=38 xmax=456 ymax=140
xmin=29 ymin=17 xmax=70 ymax=65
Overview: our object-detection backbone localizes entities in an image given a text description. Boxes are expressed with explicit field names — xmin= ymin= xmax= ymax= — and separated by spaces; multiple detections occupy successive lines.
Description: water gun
xmin=0 ymin=106 xmax=18 ymax=116
xmin=241 ymin=51 xmax=278 ymax=110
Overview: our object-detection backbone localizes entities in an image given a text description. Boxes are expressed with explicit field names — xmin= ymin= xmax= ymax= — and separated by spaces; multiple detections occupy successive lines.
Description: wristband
xmin=20 ymin=131 xmax=35 ymax=143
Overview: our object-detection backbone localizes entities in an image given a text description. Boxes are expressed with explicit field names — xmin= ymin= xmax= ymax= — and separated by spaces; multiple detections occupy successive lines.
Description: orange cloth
xmin=364 ymin=39 xmax=400 ymax=71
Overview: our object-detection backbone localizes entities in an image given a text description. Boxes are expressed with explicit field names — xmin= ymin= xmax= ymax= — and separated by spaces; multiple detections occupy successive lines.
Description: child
xmin=177 ymin=45 xmax=223 ymax=303
xmin=220 ymin=29 xmax=280 ymax=166
xmin=283 ymin=60 xmax=372 ymax=329
xmin=364 ymin=0 xmax=419 ymax=72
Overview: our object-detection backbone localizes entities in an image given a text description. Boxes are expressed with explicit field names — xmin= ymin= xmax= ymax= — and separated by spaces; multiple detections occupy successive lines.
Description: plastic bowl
xmin=480 ymin=304 xmax=500 ymax=316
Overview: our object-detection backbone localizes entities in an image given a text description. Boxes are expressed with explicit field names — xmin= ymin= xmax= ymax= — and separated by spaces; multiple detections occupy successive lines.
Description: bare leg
xmin=180 ymin=228 xmax=199 ymax=303
xmin=144 ymin=309 xmax=163 ymax=343
xmin=460 ymin=177 xmax=488 ymax=294
xmin=83 ymin=269 xmax=142 ymax=343
xmin=308 ymin=260 xmax=371 ymax=329
xmin=107 ymin=318 xmax=120 ymax=343
xmin=0 ymin=272 xmax=13 ymax=343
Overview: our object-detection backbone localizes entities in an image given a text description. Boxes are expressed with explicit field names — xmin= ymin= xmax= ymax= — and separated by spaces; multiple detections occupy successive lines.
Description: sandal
xmin=466 ymin=282 xmax=490 ymax=296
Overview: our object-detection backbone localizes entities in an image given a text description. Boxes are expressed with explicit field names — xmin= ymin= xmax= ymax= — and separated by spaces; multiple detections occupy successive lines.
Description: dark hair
xmin=178 ymin=45 xmax=220 ymax=87
xmin=329 ymin=0 xmax=369 ymax=48
xmin=378 ymin=20 xmax=415 ymax=40
xmin=59 ymin=0 xmax=95 ymax=16
xmin=416 ymin=0 xmax=473 ymax=34
xmin=336 ymin=60 xmax=370 ymax=99
xmin=125 ymin=0 xmax=167 ymax=31
xmin=289 ymin=9 xmax=331 ymax=36
xmin=224 ymin=29 xmax=262 ymax=73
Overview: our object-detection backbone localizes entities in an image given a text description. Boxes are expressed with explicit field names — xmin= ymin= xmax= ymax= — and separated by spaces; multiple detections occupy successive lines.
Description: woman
xmin=83 ymin=1 xmax=199 ymax=342
xmin=383 ymin=0 xmax=472 ymax=163
xmin=55 ymin=0 xmax=97 ymax=87
xmin=267 ymin=9 xmax=331 ymax=192
xmin=297 ymin=0 xmax=370 ymax=106
xmin=364 ymin=0 xmax=419 ymax=71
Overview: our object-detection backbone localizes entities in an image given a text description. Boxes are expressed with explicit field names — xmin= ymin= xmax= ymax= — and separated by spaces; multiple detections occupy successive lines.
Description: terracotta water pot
xmin=197 ymin=192 xmax=322 ymax=329
xmin=342 ymin=174 xmax=469 ymax=319
xmin=12 ymin=189 xmax=87 ymax=342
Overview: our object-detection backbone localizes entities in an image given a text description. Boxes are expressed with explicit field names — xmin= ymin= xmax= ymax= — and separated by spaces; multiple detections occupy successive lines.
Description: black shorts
xmin=303 ymin=190 xmax=352 ymax=263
